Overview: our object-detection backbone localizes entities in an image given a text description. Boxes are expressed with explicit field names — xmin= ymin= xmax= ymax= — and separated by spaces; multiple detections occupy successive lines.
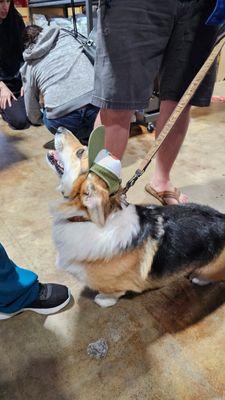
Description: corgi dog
xmin=47 ymin=126 xmax=225 ymax=308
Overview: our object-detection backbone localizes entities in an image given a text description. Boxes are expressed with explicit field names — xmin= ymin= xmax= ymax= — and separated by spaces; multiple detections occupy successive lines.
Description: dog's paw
xmin=94 ymin=294 xmax=118 ymax=308
xmin=191 ymin=277 xmax=212 ymax=286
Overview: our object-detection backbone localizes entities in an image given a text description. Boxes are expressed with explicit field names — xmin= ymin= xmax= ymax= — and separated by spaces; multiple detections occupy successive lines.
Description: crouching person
xmin=20 ymin=25 xmax=99 ymax=145
xmin=0 ymin=0 xmax=29 ymax=130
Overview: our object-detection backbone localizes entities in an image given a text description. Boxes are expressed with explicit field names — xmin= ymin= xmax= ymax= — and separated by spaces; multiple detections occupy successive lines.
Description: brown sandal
xmin=145 ymin=184 xmax=181 ymax=206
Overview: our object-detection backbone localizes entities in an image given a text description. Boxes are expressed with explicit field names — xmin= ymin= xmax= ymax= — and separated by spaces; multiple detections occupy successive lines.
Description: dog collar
xmin=67 ymin=216 xmax=89 ymax=223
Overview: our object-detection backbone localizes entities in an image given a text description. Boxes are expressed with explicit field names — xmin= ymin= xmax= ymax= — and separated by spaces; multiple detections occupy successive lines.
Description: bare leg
xmin=94 ymin=291 xmax=125 ymax=308
xmin=149 ymin=100 xmax=191 ymax=205
xmin=94 ymin=109 xmax=134 ymax=160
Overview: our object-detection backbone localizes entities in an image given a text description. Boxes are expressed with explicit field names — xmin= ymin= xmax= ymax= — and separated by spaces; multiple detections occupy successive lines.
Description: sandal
xmin=145 ymin=184 xmax=181 ymax=206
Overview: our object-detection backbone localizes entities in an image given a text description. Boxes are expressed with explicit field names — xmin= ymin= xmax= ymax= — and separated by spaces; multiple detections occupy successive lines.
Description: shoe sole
xmin=0 ymin=290 xmax=71 ymax=320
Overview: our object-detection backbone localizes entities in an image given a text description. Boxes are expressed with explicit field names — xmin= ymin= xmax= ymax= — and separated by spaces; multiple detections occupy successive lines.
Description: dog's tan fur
xmin=192 ymin=247 xmax=225 ymax=282
xmin=84 ymin=240 xmax=160 ymax=294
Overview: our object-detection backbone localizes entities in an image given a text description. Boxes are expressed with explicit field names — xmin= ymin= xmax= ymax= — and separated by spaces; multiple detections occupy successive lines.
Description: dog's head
xmin=47 ymin=127 xmax=89 ymax=198
xmin=47 ymin=126 xmax=123 ymax=225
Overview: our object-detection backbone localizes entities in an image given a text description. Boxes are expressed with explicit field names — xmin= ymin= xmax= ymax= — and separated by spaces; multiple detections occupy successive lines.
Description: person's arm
xmin=20 ymin=66 xmax=42 ymax=125
xmin=24 ymin=83 xmax=42 ymax=125
xmin=0 ymin=81 xmax=16 ymax=109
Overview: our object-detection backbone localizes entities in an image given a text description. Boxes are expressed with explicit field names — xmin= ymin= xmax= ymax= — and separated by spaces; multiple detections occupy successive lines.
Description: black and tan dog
xmin=47 ymin=127 xmax=225 ymax=307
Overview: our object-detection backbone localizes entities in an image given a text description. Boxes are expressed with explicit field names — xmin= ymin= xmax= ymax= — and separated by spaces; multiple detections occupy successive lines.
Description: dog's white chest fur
xmin=52 ymin=204 xmax=140 ymax=276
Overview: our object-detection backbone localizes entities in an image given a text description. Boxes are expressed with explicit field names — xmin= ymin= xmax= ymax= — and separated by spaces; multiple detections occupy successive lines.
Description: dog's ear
xmin=81 ymin=176 xmax=109 ymax=226
xmin=85 ymin=187 xmax=105 ymax=226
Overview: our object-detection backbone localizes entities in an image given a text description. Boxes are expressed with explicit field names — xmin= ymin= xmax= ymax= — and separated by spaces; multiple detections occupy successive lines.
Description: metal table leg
xmin=85 ymin=0 xmax=93 ymax=34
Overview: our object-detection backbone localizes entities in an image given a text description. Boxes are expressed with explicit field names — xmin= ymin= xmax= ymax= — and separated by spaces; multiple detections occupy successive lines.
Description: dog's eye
xmin=76 ymin=148 xmax=85 ymax=159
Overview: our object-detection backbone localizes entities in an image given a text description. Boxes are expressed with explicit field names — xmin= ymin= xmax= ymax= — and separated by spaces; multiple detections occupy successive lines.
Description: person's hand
xmin=0 ymin=82 xmax=16 ymax=109
xmin=20 ymin=86 xmax=24 ymax=97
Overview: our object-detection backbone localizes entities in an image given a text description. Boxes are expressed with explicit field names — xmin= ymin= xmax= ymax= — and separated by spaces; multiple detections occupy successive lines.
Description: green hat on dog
xmin=88 ymin=126 xmax=122 ymax=195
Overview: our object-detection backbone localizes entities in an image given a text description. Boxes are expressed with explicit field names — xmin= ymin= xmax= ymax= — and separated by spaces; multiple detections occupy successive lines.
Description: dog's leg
xmin=191 ymin=277 xmax=212 ymax=286
xmin=94 ymin=292 xmax=125 ymax=308
xmin=191 ymin=247 xmax=225 ymax=286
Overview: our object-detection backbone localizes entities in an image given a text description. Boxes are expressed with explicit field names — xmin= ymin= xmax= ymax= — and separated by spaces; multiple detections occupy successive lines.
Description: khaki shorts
xmin=92 ymin=0 xmax=219 ymax=109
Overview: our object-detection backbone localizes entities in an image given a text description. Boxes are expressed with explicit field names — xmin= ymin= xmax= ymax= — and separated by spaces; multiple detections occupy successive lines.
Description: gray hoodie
xmin=20 ymin=26 xmax=94 ymax=124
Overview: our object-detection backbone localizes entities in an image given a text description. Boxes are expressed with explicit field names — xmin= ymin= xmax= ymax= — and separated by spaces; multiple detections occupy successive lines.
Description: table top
xmin=29 ymin=0 xmax=98 ymax=7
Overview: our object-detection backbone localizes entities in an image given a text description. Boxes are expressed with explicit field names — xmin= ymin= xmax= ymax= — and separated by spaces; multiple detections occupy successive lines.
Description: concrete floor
xmin=0 ymin=82 xmax=225 ymax=400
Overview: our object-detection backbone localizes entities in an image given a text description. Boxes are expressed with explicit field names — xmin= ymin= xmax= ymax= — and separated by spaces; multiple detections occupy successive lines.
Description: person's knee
xmin=9 ymin=115 xmax=29 ymax=130
xmin=100 ymin=109 xmax=134 ymax=126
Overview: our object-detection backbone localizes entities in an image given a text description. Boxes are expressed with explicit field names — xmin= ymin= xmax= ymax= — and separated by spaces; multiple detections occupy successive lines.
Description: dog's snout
xmin=55 ymin=127 xmax=68 ymax=151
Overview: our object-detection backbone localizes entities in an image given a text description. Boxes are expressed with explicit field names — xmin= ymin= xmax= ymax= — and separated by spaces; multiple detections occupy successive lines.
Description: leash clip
xmin=122 ymin=169 xmax=143 ymax=195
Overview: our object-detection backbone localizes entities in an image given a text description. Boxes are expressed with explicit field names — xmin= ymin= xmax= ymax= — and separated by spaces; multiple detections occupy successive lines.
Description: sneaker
xmin=0 ymin=283 xmax=71 ymax=320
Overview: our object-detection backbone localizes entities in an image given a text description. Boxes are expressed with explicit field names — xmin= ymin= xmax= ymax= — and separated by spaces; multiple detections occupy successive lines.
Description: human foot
xmin=0 ymin=283 xmax=71 ymax=320
xmin=145 ymin=181 xmax=188 ymax=205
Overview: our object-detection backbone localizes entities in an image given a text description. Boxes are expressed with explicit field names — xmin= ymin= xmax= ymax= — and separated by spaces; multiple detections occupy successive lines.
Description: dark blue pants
xmin=43 ymin=104 xmax=99 ymax=144
xmin=0 ymin=243 xmax=39 ymax=314
xmin=0 ymin=78 xmax=30 ymax=130
xmin=0 ymin=96 xmax=30 ymax=130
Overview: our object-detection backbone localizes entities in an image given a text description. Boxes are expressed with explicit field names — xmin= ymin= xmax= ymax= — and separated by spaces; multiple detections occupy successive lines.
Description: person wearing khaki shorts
xmin=92 ymin=0 xmax=221 ymax=204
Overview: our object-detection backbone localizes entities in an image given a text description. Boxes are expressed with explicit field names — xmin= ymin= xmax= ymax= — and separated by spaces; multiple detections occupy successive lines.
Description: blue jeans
xmin=0 ymin=243 xmax=39 ymax=314
xmin=43 ymin=104 xmax=99 ymax=144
